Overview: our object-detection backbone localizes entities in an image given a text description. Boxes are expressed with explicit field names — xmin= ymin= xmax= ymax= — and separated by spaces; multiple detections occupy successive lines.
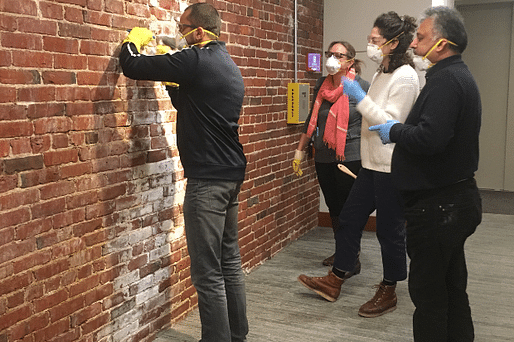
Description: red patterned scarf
xmin=307 ymin=69 xmax=356 ymax=160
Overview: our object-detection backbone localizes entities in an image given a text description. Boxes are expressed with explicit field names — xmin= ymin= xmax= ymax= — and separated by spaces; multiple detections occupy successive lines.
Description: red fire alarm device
xmin=307 ymin=53 xmax=321 ymax=72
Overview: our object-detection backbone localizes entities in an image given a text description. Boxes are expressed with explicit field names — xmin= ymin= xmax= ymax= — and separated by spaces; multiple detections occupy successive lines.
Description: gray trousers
xmin=183 ymin=178 xmax=248 ymax=342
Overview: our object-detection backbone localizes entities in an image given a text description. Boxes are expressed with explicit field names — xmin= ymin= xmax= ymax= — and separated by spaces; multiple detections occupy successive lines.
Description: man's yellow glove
xmin=292 ymin=150 xmax=305 ymax=177
xmin=122 ymin=27 xmax=155 ymax=53
xmin=155 ymin=44 xmax=171 ymax=55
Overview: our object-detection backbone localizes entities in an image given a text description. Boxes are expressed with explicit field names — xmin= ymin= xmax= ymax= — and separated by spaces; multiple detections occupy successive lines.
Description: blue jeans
xmin=333 ymin=168 xmax=407 ymax=282
xmin=183 ymin=179 xmax=248 ymax=342
xmin=403 ymin=178 xmax=481 ymax=342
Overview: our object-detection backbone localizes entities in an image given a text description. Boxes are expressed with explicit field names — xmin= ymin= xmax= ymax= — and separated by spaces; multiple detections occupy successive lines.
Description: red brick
xmin=66 ymin=191 xmax=98 ymax=210
xmin=0 ymin=13 xmax=17 ymax=32
xmin=66 ymin=102 xmax=94 ymax=116
xmin=54 ymin=54 xmax=87 ymax=69
xmin=10 ymin=312 xmax=50 ymax=341
xmin=0 ymin=121 xmax=33 ymax=138
xmin=80 ymin=40 xmax=109 ymax=56
xmin=0 ymin=0 xmax=38 ymax=16
xmin=18 ymin=17 xmax=57 ymax=35
xmin=0 ymin=207 xmax=31 ymax=229
xmin=0 ymin=272 xmax=31 ymax=297
xmin=52 ymin=238 xmax=85 ymax=259
xmin=0 ymin=305 xmax=31 ymax=331
xmin=98 ymin=184 xmax=126 ymax=201
xmin=84 ymin=11 xmax=112 ymax=27
xmin=27 ymin=102 xmax=66 ymax=119
xmin=0 ymin=227 xmax=14 ymax=247
xmin=91 ymin=156 xmax=120 ymax=172
xmin=71 ymin=302 xmax=102 ymax=328
xmin=11 ymin=137 xmax=32 ymax=155
xmin=58 ymin=22 xmax=91 ymax=39
xmin=72 ymin=115 xmax=102 ymax=130
xmin=40 ymin=1 xmax=64 ymax=20
xmin=0 ymin=188 xmax=39 ymax=211
xmin=52 ymin=134 xmax=69 ymax=149
xmin=105 ymin=0 xmax=123 ymax=14
xmin=0 ymin=86 xmax=16 ymax=103
xmin=41 ymin=71 xmax=76 ymax=85
xmin=16 ymin=218 xmax=52 ymax=241
xmin=1 ymin=32 xmax=42 ymax=50
xmin=34 ymin=117 xmax=72 ymax=134
xmin=26 ymin=283 xmax=44 ymax=302
xmin=52 ymin=208 xmax=85 ymax=229
xmin=61 ymin=162 xmax=92 ymax=179
xmin=19 ymin=167 xmax=60 ymax=188
xmin=31 ymin=197 xmax=66 ymax=219
xmin=64 ymin=6 xmax=84 ymax=23
xmin=40 ymin=180 xmax=75 ymax=200
xmin=43 ymin=149 xmax=79 ymax=166
xmin=33 ymin=259 xmax=69 ymax=281
xmin=33 ymin=318 xmax=69 ymax=342
xmin=43 ymin=36 xmax=79 ymax=54
xmin=0 ymin=68 xmax=38 ymax=84
xmin=85 ymin=201 xmax=115 ymax=219
xmin=0 ymin=140 xmax=10 ymax=157
xmin=0 ymin=104 xmax=27 ymax=120
xmin=48 ymin=296 xmax=85 ymax=322
xmin=71 ymin=218 xmax=102 ymax=237
xmin=13 ymin=249 xmax=52 ymax=273
xmin=69 ymin=274 xmax=99 ymax=298
xmin=34 ymin=288 xmax=68 ymax=313
xmin=18 ymin=86 xmax=56 ymax=102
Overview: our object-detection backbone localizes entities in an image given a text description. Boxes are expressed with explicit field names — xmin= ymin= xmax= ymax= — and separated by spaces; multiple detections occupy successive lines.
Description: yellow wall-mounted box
xmin=287 ymin=83 xmax=310 ymax=124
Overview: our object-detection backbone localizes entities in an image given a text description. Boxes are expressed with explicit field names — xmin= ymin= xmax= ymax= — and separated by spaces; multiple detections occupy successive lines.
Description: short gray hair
xmin=421 ymin=6 xmax=467 ymax=53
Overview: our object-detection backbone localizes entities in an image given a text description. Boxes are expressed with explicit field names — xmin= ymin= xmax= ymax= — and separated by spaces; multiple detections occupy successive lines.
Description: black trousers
xmin=402 ymin=178 xmax=482 ymax=342
xmin=333 ymin=168 xmax=407 ymax=282
xmin=315 ymin=160 xmax=361 ymax=218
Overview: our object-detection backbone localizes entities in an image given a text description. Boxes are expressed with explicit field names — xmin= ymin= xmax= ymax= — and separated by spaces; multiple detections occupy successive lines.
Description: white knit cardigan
xmin=357 ymin=64 xmax=420 ymax=173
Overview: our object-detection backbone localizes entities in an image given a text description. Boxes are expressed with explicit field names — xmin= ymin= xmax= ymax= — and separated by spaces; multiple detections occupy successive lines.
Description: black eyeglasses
xmin=178 ymin=23 xmax=197 ymax=32
xmin=325 ymin=51 xmax=350 ymax=59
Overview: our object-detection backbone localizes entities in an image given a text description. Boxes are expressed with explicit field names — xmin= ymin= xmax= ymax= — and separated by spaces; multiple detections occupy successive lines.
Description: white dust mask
xmin=367 ymin=43 xmax=384 ymax=64
xmin=325 ymin=55 xmax=342 ymax=75
xmin=413 ymin=55 xmax=432 ymax=71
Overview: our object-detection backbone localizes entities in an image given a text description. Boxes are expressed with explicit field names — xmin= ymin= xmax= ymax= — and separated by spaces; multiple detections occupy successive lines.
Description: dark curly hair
xmin=373 ymin=12 xmax=417 ymax=73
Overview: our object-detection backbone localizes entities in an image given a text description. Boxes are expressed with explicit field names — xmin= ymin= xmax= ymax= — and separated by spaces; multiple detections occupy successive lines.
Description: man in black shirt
xmin=119 ymin=4 xmax=248 ymax=342
xmin=369 ymin=7 xmax=481 ymax=342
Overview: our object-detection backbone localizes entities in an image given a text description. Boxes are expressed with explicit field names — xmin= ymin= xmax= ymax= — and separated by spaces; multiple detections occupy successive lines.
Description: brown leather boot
xmin=298 ymin=270 xmax=345 ymax=302
xmin=358 ymin=281 xmax=397 ymax=318
xmin=322 ymin=253 xmax=335 ymax=266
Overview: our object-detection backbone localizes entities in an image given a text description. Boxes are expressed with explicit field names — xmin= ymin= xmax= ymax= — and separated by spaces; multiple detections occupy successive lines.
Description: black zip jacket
xmin=119 ymin=41 xmax=246 ymax=181
xmin=390 ymin=55 xmax=481 ymax=191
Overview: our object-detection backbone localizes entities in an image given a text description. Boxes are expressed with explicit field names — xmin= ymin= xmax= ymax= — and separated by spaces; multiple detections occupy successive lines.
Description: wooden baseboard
xmin=318 ymin=212 xmax=376 ymax=232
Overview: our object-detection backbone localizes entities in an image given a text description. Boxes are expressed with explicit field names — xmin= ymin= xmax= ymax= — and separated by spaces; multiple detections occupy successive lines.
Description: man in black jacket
xmin=369 ymin=7 xmax=481 ymax=342
xmin=119 ymin=3 xmax=248 ymax=342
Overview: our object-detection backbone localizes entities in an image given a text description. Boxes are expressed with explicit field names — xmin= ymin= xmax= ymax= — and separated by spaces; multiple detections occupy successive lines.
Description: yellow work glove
xmin=122 ymin=27 xmax=155 ymax=53
xmin=155 ymin=44 xmax=171 ymax=55
xmin=292 ymin=150 xmax=305 ymax=177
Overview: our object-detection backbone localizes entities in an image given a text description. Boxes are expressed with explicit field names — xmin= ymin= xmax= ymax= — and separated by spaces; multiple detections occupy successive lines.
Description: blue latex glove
xmin=368 ymin=120 xmax=400 ymax=144
xmin=343 ymin=78 xmax=366 ymax=103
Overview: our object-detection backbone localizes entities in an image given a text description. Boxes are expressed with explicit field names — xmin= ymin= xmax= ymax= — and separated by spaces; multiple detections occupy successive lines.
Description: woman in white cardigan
xmin=298 ymin=11 xmax=420 ymax=318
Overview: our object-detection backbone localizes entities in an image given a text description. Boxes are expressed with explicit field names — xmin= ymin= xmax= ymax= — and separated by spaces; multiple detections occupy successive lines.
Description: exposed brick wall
xmin=0 ymin=0 xmax=323 ymax=341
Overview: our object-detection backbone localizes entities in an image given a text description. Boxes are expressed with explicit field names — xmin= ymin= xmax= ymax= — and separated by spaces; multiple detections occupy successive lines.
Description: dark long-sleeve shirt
xmin=390 ymin=55 xmax=481 ymax=191
xmin=119 ymin=41 xmax=246 ymax=181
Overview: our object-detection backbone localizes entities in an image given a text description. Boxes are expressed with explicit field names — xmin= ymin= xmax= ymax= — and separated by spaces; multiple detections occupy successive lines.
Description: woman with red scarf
xmin=293 ymin=41 xmax=369 ymax=266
